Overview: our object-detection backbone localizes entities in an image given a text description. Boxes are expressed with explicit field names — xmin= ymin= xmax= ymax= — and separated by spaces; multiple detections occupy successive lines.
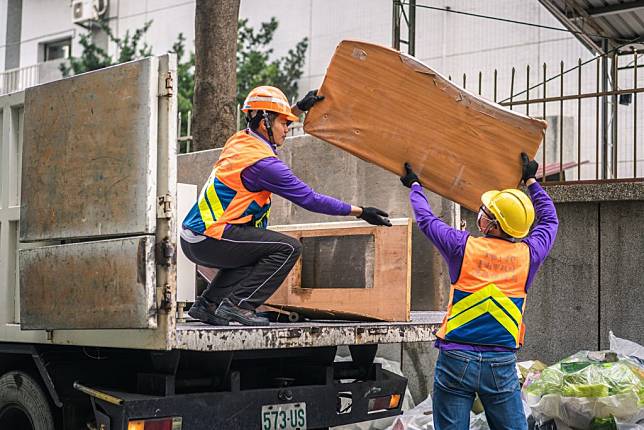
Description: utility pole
xmin=392 ymin=0 xmax=416 ymax=56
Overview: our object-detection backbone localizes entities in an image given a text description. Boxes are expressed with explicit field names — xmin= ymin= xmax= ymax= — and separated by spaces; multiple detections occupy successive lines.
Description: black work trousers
xmin=180 ymin=225 xmax=302 ymax=310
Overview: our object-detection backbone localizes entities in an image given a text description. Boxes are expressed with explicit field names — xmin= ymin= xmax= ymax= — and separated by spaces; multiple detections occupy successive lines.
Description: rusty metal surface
xmin=19 ymin=236 xmax=157 ymax=330
xmin=173 ymin=311 xmax=443 ymax=352
xmin=20 ymin=57 xmax=159 ymax=242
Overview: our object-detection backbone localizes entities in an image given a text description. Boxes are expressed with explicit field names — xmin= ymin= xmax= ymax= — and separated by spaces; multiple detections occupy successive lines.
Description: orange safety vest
xmin=436 ymin=236 xmax=530 ymax=349
xmin=182 ymin=130 xmax=275 ymax=239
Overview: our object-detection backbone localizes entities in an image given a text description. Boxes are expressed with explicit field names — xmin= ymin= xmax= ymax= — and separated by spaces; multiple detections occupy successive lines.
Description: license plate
xmin=261 ymin=402 xmax=306 ymax=430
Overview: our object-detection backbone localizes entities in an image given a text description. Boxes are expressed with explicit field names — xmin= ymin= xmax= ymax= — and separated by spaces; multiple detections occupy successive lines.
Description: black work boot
xmin=188 ymin=296 xmax=229 ymax=326
xmin=214 ymin=298 xmax=270 ymax=326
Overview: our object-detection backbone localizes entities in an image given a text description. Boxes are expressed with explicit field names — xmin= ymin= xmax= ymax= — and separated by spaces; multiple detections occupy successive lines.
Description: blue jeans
xmin=432 ymin=349 xmax=527 ymax=430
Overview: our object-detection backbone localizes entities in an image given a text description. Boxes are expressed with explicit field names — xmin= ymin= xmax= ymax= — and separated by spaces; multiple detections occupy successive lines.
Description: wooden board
xmin=265 ymin=219 xmax=412 ymax=322
xmin=304 ymin=40 xmax=547 ymax=211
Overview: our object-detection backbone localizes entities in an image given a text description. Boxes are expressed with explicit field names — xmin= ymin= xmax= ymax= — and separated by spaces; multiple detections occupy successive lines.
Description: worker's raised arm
xmin=242 ymin=158 xmax=391 ymax=226
xmin=520 ymin=153 xmax=559 ymax=269
xmin=522 ymin=178 xmax=559 ymax=264
xmin=401 ymin=163 xmax=468 ymax=263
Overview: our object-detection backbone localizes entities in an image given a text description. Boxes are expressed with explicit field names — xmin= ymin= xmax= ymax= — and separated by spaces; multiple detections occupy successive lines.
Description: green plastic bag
xmin=523 ymin=351 xmax=644 ymax=429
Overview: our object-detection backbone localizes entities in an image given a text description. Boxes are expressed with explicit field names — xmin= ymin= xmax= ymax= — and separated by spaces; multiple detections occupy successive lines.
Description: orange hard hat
xmin=242 ymin=86 xmax=299 ymax=122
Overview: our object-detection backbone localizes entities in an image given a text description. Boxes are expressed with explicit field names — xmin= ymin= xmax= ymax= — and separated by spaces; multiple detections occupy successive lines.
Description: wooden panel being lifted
xmin=265 ymin=219 xmax=411 ymax=322
xmin=304 ymin=40 xmax=547 ymax=211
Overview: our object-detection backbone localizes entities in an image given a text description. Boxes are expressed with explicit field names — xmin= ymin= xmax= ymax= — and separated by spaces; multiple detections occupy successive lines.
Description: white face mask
xmin=477 ymin=207 xmax=496 ymax=234
xmin=476 ymin=210 xmax=485 ymax=232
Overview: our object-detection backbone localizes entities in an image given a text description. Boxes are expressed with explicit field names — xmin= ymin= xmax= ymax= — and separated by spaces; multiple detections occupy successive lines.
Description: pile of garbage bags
xmin=384 ymin=332 xmax=643 ymax=430
xmin=522 ymin=332 xmax=644 ymax=430
xmin=337 ymin=333 xmax=643 ymax=430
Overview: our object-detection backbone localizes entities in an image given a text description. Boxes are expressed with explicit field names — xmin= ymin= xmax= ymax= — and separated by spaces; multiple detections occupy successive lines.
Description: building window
xmin=43 ymin=38 xmax=71 ymax=62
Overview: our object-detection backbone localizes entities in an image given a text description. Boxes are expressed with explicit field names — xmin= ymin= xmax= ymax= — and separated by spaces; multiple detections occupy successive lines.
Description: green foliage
xmin=173 ymin=17 xmax=308 ymax=138
xmin=60 ymin=18 xmax=153 ymax=77
xmin=170 ymin=33 xmax=195 ymax=137
xmin=236 ymin=17 xmax=308 ymax=107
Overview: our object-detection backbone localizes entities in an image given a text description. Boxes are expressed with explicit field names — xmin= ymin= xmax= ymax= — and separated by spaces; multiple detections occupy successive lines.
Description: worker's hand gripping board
xmin=304 ymin=40 xmax=547 ymax=211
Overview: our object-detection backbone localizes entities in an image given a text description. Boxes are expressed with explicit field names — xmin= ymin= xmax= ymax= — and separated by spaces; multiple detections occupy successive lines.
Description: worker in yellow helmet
xmin=399 ymin=153 xmax=558 ymax=430
xmin=181 ymin=86 xmax=391 ymax=326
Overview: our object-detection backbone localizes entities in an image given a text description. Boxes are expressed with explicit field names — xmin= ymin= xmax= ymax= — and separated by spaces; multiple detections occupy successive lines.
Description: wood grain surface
xmin=265 ymin=220 xmax=412 ymax=322
xmin=304 ymin=40 xmax=547 ymax=211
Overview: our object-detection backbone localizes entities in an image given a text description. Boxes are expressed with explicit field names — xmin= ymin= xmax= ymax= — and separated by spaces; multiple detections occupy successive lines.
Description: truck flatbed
xmin=174 ymin=311 xmax=444 ymax=351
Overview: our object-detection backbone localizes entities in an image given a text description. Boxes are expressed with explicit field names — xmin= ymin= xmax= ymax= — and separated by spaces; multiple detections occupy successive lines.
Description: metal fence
xmin=452 ymin=51 xmax=643 ymax=183
xmin=0 ymin=65 xmax=39 ymax=96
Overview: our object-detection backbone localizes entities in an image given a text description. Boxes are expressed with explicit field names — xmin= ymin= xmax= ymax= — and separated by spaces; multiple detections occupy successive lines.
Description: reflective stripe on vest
xmin=182 ymin=130 xmax=275 ymax=239
xmin=436 ymin=236 xmax=530 ymax=349
xmin=444 ymin=283 xmax=523 ymax=345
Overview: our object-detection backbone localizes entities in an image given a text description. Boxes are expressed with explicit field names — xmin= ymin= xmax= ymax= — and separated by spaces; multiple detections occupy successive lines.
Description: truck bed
xmin=173 ymin=311 xmax=444 ymax=351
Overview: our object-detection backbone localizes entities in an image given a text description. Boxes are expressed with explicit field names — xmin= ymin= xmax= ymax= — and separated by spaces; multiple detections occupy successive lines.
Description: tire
xmin=0 ymin=371 xmax=54 ymax=430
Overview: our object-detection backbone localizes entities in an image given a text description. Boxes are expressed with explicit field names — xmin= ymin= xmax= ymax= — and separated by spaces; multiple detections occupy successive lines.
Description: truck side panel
xmin=19 ymin=236 xmax=157 ymax=329
xmin=0 ymin=56 xmax=177 ymax=349
xmin=19 ymin=58 xmax=159 ymax=242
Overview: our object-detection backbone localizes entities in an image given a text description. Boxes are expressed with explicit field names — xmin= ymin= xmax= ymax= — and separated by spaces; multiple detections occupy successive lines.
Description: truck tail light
xmin=128 ymin=417 xmax=182 ymax=430
xmin=367 ymin=393 xmax=401 ymax=413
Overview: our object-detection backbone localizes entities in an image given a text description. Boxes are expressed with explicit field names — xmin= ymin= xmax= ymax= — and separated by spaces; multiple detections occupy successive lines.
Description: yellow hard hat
xmin=481 ymin=189 xmax=535 ymax=238
xmin=242 ymin=86 xmax=299 ymax=122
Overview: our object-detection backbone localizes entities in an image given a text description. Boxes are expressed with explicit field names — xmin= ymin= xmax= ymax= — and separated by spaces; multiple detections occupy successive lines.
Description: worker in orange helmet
xmin=400 ymin=153 xmax=559 ymax=430
xmin=181 ymin=86 xmax=391 ymax=326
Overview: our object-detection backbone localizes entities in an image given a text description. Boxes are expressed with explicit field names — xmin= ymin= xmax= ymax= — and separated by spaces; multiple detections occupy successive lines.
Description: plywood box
xmin=265 ymin=219 xmax=411 ymax=322
xmin=304 ymin=40 xmax=547 ymax=211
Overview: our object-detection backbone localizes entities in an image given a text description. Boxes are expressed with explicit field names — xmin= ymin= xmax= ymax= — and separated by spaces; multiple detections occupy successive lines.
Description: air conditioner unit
xmin=71 ymin=0 xmax=108 ymax=25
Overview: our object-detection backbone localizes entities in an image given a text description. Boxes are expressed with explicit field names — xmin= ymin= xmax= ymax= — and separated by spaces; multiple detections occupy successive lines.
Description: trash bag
xmin=386 ymin=395 xmax=434 ymax=430
xmin=610 ymin=331 xmax=644 ymax=363
xmin=523 ymin=350 xmax=644 ymax=429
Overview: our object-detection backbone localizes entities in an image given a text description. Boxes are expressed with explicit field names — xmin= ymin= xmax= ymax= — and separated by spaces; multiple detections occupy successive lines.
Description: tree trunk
xmin=192 ymin=0 xmax=240 ymax=151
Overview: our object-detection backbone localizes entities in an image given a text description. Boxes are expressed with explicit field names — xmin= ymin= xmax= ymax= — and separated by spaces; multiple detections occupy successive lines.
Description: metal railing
xmin=0 ymin=65 xmax=39 ymax=96
xmin=451 ymin=51 xmax=643 ymax=183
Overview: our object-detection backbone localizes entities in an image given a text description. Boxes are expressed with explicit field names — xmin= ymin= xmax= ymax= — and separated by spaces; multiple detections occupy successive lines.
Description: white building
xmin=0 ymin=1 xmax=591 ymax=92
xmin=1 ymin=0 xmax=642 ymax=178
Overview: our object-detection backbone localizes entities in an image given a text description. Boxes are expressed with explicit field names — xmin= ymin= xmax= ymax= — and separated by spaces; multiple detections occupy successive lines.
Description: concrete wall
xmin=18 ymin=0 xmax=74 ymax=68
xmin=3 ymin=0 xmax=20 ymax=69
xmin=0 ymin=0 xmax=6 ymax=70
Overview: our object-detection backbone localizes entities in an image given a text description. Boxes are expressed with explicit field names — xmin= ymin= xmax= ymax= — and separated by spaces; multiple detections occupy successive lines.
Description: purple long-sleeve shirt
xmin=240 ymin=130 xmax=351 ymax=216
xmin=409 ymin=181 xmax=558 ymax=351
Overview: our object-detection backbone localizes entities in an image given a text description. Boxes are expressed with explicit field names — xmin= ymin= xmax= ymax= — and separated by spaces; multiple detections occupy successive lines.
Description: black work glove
xmin=358 ymin=207 xmax=392 ymax=227
xmin=296 ymin=89 xmax=325 ymax=111
xmin=521 ymin=152 xmax=539 ymax=183
xmin=400 ymin=162 xmax=420 ymax=188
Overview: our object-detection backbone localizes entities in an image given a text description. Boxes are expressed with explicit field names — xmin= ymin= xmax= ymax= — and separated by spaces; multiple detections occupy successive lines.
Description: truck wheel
xmin=0 ymin=371 xmax=54 ymax=430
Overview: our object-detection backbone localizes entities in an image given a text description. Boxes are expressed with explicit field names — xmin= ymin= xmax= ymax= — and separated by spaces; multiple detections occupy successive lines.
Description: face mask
xmin=477 ymin=207 xmax=496 ymax=234
xmin=476 ymin=210 xmax=484 ymax=232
